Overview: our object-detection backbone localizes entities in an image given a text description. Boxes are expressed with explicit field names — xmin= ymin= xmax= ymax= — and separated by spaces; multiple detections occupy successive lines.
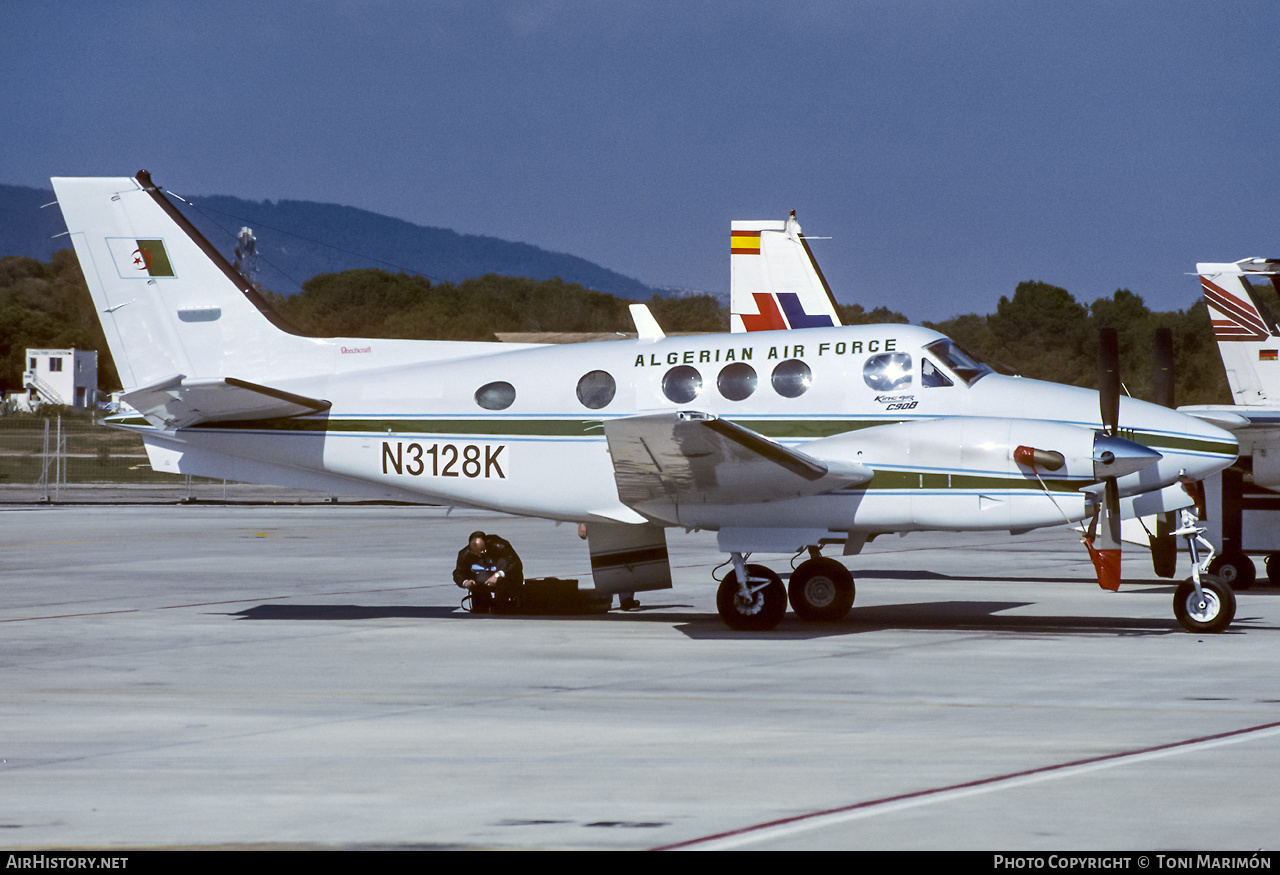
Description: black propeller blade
xmin=1091 ymin=328 xmax=1123 ymax=590
xmin=1099 ymin=327 xmax=1120 ymax=437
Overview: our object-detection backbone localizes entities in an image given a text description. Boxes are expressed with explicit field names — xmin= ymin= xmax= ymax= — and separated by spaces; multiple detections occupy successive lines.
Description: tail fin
xmin=50 ymin=172 xmax=314 ymax=392
xmin=52 ymin=172 xmax=334 ymax=429
xmin=730 ymin=211 xmax=842 ymax=332
xmin=1199 ymin=258 xmax=1280 ymax=405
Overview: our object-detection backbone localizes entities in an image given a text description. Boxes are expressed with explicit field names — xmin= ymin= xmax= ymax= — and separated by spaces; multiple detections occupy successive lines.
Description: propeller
xmin=1086 ymin=327 xmax=1124 ymax=591
xmin=1150 ymin=327 xmax=1179 ymax=577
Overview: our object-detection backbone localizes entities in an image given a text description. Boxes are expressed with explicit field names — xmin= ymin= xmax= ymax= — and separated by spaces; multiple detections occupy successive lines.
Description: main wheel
xmin=1208 ymin=552 xmax=1256 ymax=590
xmin=788 ymin=557 xmax=855 ymax=622
xmin=1265 ymin=553 xmax=1280 ymax=586
xmin=1173 ymin=575 xmax=1236 ymax=634
xmin=716 ymin=564 xmax=787 ymax=631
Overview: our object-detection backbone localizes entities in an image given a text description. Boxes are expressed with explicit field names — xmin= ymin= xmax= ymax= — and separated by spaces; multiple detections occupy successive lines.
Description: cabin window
xmin=863 ymin=353 xmax=912 ymax=391
xmin=576 ymin=370 xmax=616 ymax=409
xmin=662 ymin=366 xmax=703 ymax=403
xmin=475 ymin=381 xmax=516 ymax=410
xmin=717 ymin=362 xmax=757 ymax=401
xmin=771 ymin=359 xmax=812 ymax=398
xmin=921 ymin=358 xmax=953 ymax=388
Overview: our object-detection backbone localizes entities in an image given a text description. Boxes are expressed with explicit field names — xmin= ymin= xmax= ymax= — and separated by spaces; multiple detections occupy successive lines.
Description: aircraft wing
xmin=603 ymin=411 xmax=872 ymax=523
xmin=1178 ymin=405 xmax=1269 ymax=431
xmin=1181 ymin=404 xmax=1280 ymax=492
xmin=1179 ymin=404 xmax=1280 ymax=451
xmin=122 ymin=375 xmax=331 ymax=430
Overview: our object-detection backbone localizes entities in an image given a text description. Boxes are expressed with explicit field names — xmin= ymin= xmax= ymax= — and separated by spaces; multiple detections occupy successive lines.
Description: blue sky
xmin=3 ymin=1 xmax=1277 ymax=320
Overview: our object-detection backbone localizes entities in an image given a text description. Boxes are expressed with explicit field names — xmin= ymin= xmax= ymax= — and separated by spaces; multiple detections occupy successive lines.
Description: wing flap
xmin=603 ymin=411 xmax=871 ymax=523
xmin=122 ymin=375 xmax=331 ymax=430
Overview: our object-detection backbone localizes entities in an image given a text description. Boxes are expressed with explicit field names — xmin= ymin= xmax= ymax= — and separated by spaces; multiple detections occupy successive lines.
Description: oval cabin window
xmin=717 ymin=362 xmax=757 ymax=401
xmin=862 ymin=353 xmax=913 ymax=392
xmin=662 ymin=366 xmax=703 ymax=403
xmin=771 ymin=359 xmax=812 ymax=398
xmin=475 ymin=381 xmax=516 ymax=410
xmin=576 ymin=370 xmax=616 ymax=410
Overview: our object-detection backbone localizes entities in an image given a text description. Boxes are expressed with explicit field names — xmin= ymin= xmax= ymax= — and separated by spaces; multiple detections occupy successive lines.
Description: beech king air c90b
xmin=51 ymin=173 xmax=1240 ymax=631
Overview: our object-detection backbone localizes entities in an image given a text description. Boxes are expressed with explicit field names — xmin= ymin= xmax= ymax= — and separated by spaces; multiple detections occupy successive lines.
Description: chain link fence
xmin=0 ymin=414 xmax=344 ymax=503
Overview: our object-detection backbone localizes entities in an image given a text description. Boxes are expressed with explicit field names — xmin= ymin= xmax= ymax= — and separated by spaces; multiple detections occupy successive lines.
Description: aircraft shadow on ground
xmin=677 ymin=601 xmax=1193 ymax=640
xmin=226 ymin=599 xmax=1279 ymax=639
xmin=228 ymin=603 xmax=702 ymax=622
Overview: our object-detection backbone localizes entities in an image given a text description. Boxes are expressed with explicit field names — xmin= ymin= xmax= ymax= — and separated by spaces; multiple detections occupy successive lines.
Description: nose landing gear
xmin=1174 ymin=509 xmax=1236 ymax=633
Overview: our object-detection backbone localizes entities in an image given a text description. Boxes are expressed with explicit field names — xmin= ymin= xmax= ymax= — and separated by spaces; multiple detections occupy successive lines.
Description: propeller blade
xmin=1087 ymin=327 xmax=1123 ymax=591
xmin=1086 ymin=479 xmax=1123 ymax=591
xmin=1098 ymin=327 xmax=1120 ymax=436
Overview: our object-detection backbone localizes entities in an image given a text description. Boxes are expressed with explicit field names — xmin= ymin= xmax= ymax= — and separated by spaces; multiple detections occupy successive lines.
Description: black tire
xmin=1208 ymin=552 xmax=1256 ymax=590
xmin=716 ymin=565 xmax=787 ymax=631
xmin=787 ymin=557 xmax=855 ymax=622
xmin=1173 ymin=575 xmax=1236 ymax=634
xmin=1266 ymin=553 xmax=1280 ymax=586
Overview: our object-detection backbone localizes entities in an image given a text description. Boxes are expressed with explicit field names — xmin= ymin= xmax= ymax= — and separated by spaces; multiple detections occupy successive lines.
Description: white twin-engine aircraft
xmin=51 ymin=173 xmax=1239 ymax=632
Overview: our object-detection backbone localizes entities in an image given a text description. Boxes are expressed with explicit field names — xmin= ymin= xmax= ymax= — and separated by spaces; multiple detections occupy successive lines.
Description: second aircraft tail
xmin=1199 ymin=258 xmax=1280 ymax=405
xmin=730 ymin=211 xmax=842 ymax=332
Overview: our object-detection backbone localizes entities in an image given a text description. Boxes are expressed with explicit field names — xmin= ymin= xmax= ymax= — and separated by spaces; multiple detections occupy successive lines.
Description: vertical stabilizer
xmin=730 ymin=211 xmax=842 ymax=332
xmin=1199 ymin=259 xmax=1280 ymax=405
xmin=51 ymin=173 xmax=313 ymax=392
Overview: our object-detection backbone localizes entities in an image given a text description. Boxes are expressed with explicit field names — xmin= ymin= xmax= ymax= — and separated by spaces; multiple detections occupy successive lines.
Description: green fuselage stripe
xmin=174 ymin=415 xmax=1233 ymax=456
xmin=110 ymin=414 xmax=1234 ymax=488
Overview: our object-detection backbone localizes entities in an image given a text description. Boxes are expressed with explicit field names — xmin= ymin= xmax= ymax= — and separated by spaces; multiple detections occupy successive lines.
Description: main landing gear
xmin=788 ymin=549 xmax=856 ymax=622
xmin=716 ymin=549 xmax=855 ymax=630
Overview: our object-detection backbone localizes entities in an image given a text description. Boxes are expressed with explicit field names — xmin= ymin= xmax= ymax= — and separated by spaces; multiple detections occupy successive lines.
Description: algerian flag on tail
xmin=107 ymin=237 xmax=176 ymax=278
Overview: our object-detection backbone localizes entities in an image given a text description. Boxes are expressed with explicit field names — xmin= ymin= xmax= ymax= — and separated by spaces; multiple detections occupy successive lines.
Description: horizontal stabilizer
xmin=603 ymin=411 xmax=872 ymax=524
xmin=123 ymin=375 xmax=331 ymax=430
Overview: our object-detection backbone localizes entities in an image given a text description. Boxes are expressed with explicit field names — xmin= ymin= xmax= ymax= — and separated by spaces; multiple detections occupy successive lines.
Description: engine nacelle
xmin=806 ymin=417 xmax=1121 ymax=481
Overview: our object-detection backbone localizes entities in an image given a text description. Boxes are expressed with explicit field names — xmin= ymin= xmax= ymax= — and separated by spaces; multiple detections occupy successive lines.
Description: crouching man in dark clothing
xmin=453 ymin=531 xmax=524 ymax=613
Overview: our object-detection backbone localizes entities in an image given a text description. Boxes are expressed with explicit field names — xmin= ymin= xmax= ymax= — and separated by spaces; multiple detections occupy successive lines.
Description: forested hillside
xmin=263 ymin=269 xmax=724 ymax=340
xmin=0 ymin=183 xmax=659 ymax=300
xmin=0 ymin=250 xmax=1237 ymax=407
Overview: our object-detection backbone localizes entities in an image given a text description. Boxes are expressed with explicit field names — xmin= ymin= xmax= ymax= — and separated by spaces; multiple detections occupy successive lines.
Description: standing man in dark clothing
xmin=453 ymin=531 xmax=523 ymax=613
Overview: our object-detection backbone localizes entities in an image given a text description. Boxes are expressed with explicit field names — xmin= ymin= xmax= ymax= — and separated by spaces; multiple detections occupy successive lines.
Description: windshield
xmin=924 ymin=339 xmax=993 ymax=386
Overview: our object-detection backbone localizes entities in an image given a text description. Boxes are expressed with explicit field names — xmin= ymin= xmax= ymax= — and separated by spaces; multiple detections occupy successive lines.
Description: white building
xmin=9 ymin=348 xmax=98 ymax=412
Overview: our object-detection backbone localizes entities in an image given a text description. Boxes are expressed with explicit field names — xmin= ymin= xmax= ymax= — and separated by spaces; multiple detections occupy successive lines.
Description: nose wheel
xmin=1173 ymin=575 xmax=1235 ymax=634
xmin=1172 ymin=510 xmax=1237 ymax=633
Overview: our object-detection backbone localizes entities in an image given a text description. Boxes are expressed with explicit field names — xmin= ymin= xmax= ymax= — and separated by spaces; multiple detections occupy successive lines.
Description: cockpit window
xmin=863 ymin=353 xmax=913 ymax=392
xmin=921 ymin=357 xmax=953 ymax=388
xmin=924 ymin=339 xmax=993 ymax=386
